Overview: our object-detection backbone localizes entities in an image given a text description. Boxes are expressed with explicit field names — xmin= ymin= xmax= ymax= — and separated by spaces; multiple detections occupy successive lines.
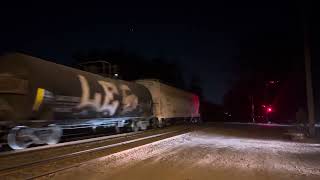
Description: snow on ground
xmin=45 ymin=127 xmax=320 ymax=180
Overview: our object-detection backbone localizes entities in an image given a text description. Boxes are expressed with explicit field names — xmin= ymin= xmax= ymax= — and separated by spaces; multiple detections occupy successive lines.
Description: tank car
xmin=0 ymin=53 xmax=153 ymax=149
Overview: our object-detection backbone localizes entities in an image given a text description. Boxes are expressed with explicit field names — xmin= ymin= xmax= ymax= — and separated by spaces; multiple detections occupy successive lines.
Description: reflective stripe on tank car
xmin=32 ymin=88 xmax=45 ymax=111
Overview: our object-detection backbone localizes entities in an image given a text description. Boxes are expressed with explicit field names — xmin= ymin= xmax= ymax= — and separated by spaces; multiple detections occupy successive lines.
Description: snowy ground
xmin=45 ymin=126 xmax=320 ymax=180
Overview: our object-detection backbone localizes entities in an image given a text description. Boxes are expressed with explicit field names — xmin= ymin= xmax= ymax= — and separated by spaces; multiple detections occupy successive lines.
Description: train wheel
xmin=7 ymin=125 xmax=62 ymax=149
xmin=46 ymin=125 xmax=63 ymax=145
xmin=159 ymin=118 xmax=165 ymax=128
xmin=152 ymin=118 xmax=159 ymax=129
xmin=131 ymin=121 xmax=139 ymax=132
xmin=7 ymin=126 xmax=33 ymax=150
xmin=115 ymin=126 xmax=121 ymax=133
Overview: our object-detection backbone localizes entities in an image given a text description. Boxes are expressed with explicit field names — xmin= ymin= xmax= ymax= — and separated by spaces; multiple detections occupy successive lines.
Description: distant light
xmin=267 ymin=107 xmax=272 ymax=112
xmin=114 ymin=73 xmax=118 ymax=77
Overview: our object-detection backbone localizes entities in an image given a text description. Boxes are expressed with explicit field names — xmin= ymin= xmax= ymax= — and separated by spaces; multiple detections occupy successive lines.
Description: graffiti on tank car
xmin=77 ymin=75 xmax=106 ymax=112
xmin=120 ymin=84 xmax=138 ymax=114
xmin=77 ymin=75 xmax=119 ymax=115
xmin=97 ymin=81 xmax=120 ymax=115
xmin=77 ymin=75 xmax=138 ymax=116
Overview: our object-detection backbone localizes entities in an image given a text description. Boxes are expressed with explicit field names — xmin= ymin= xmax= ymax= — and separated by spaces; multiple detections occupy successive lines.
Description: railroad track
xmin=0 ymin=129 xmax=118 ymax=152
xmin=0 ymin=125 xmax=192 ymax=180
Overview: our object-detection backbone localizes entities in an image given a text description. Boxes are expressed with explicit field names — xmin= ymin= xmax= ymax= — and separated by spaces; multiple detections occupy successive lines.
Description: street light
xmin=267 ymin=107 xmax=272 ymax=113
xmin=265 ymin=106 xmax=272 ymax=123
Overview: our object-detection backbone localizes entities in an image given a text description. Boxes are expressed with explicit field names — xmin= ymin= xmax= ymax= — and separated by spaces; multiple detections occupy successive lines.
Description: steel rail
xmin=0 ymin=126 xmax=191 ymax=179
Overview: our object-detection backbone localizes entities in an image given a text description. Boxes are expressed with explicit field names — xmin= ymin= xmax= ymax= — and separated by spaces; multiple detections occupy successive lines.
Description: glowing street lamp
xmin=267 ymin=107 xmax=272 ymax=113
xmin=265 ymin=106 xmax=272 ymax=123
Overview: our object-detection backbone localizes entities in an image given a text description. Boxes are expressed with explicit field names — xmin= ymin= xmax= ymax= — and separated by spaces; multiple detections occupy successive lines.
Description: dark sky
xmin=0 ymin=1 xmax=315 ymax=104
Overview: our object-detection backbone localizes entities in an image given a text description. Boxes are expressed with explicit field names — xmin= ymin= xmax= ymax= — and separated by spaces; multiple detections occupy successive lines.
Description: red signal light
xmin=267 ymin=107 xmax=272 ymax=112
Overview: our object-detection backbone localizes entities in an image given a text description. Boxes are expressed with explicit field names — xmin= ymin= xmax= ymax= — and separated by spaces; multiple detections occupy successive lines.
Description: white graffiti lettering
xmin=120 ymin=84 xmax=138 ymax=114
xmin=77 ymin=75 xmax=119 ymax=116
xmin=77 ymin=75 xmax=102 ymax=110
xmin=98 ymin=81 xmax=119 ymax=115
xmin=77 ymin=75 xmax=138 ymax=116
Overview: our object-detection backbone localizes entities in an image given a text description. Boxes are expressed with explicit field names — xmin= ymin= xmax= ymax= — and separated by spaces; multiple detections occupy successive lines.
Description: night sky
xmin=0 ymin=1 xmax=318 ymax=105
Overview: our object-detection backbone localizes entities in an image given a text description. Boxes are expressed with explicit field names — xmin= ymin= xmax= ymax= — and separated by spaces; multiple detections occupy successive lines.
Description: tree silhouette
xmin=72 ymin=48 xmax=186 ymax=89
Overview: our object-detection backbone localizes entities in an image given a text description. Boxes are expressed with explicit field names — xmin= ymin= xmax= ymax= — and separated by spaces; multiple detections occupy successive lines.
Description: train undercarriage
xmin=0 ymin=116 xmax=200 ymax=150
xmin=1 ymin=117 xmax=154 ymax=150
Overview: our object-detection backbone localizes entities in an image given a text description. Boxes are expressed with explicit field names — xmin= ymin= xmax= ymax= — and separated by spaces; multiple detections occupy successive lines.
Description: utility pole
xmin=304 ymin=25 xmax=316 ymax=137
xmin=302 ymin=1 xmax=316 ymax=137
xmin=251 ymin=96 xmax=255 ymax=123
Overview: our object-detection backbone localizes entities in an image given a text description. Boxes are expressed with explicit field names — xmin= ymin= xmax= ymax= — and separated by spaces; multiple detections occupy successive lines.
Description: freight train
xmin=0 ymin=53 xmax=200 ymax=150
xmin=136 ymin=79 xmax=201 ymax=126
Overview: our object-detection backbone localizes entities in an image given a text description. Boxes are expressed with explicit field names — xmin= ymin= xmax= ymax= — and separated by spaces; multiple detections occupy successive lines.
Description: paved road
xmin=42 ymin=124 xmax=320 ymax=180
